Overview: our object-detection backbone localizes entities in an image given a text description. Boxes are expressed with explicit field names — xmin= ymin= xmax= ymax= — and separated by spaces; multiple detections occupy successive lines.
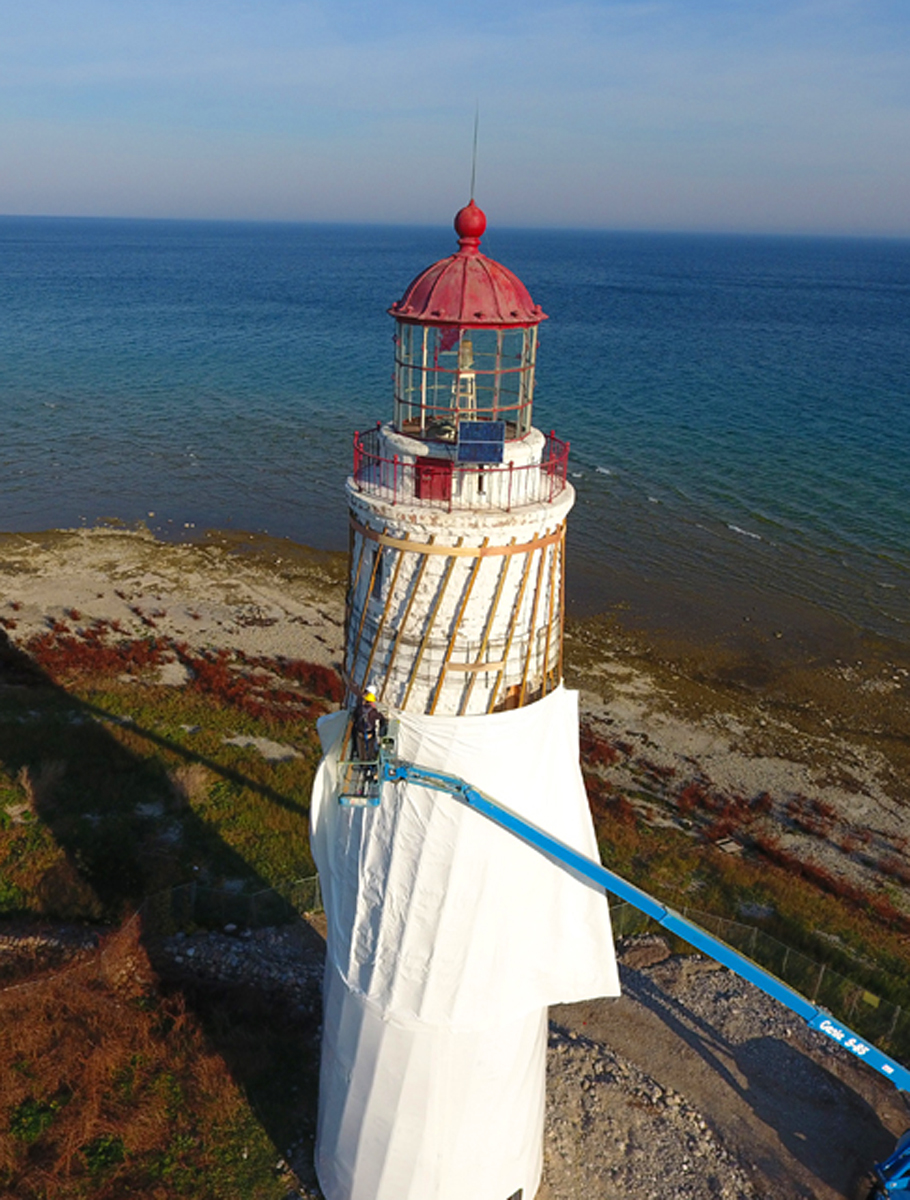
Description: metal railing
xmin=352 ymin=426 xmax=570 ymax=512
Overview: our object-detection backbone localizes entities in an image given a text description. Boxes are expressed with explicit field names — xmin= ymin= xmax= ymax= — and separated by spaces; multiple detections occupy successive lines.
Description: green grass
xmin=588 ymin=780 xmax=910 ymax=1013
xmin=0 ymin=922 xmax=286 ymax=1200
xmin=0 ymin=641 xmax=332 ymax=920
xmin=0 ymin=630 xmax=332 ymax=1195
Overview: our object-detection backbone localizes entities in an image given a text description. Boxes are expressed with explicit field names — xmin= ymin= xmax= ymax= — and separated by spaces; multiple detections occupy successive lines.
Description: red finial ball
xmin=454 ymin=200 xmax=487 ymax=242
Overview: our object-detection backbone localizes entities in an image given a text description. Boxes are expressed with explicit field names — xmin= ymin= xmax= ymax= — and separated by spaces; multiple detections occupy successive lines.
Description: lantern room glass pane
xmin=394 ymin=323 xmax=536 ymax=441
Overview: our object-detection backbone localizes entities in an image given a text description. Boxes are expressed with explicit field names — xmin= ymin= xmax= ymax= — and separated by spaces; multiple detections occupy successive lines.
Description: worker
xmin=354 ymin=690 xmax=382 ymax=765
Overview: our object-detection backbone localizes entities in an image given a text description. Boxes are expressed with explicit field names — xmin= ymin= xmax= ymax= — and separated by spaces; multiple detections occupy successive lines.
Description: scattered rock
xmin=617 ymin=934 xmax=671 ymax=970
xmin=223 ymin=735 xmax=302 ymax=762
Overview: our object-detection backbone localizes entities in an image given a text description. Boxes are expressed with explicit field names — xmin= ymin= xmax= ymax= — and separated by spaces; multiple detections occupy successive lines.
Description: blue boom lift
xmin=340 ymin=737 xmax=910 ymax=1197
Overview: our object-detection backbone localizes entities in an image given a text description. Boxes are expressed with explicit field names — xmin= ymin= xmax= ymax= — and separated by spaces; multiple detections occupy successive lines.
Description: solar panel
xmin=456 ymin=420 xmax=505 ymax=464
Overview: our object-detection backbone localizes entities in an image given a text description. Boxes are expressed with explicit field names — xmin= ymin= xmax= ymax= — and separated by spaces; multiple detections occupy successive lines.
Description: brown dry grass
xmin=17 ymin=761 xmax=66 ymax=814
xmin=0 ymin=918 xmax=280 ymax=1199
xmin=168 ymin=762 xmax=212 ymax=807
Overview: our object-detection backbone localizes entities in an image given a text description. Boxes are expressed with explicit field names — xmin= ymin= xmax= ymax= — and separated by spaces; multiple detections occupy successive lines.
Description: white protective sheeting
xmin=316 ymin=963 xmax=547 ymax=1200
xmin=310 ymin=685 xmax=619 ymax=1200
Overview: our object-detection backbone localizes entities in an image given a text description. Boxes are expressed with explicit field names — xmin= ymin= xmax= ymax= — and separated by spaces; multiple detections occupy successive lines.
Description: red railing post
xmin=393 ymin=455 xmax=399 ymax=505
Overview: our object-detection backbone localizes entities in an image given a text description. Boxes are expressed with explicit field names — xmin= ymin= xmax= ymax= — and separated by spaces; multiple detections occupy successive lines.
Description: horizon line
xmin=2 ymin=211 xmax=910 ymax=244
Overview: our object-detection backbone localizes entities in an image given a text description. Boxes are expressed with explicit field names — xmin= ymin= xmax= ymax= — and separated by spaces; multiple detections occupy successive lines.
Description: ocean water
xmin=1 ymin=216 xmax=909 ymax=646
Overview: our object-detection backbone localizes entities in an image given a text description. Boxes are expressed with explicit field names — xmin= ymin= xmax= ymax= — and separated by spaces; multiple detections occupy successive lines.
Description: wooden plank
xmin=350 ymin=517 xmax=562 ymax=559
xmin=401 ymin=539 xmax=462 ymax=712
xmin=356 ymin=535 xmax=408 ymax=695
xmin=487 ymin=542 xmax=535 ymax=714
xmin=378 ymin=536 xmax=434 ymax=705
xmin=541 ymin=534 xmax=558 ymax=698
xmin=557 ymin=525 xmax=566 ymax=686
xmin=428 ymin=537 xmax=488 ymax=715
xmin=447 ymin=659 xmax=506 ymax=673
xmin=518 ymin=530 xmax=550 ymax=706
xmin=458 ymin=535 xmax=515 ymax=715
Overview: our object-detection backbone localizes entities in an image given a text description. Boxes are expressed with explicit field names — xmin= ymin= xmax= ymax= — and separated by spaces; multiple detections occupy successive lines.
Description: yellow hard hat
xmin=364 ymin=691 xmax=377 ymax=703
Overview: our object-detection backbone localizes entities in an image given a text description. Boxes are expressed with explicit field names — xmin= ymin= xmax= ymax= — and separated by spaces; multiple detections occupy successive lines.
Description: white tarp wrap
xmin=311 ymin=685 xmax=619 ymax=1200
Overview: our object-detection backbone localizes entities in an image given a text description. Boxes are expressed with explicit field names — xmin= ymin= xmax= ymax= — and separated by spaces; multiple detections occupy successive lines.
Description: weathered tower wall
xmin=344 ymin=482 xmax=573 ymax=716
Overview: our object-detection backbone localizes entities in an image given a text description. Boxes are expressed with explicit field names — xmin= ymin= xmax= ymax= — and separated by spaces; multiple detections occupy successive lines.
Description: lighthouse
xmin=310 ymin=203 xmax=620 ymax=1200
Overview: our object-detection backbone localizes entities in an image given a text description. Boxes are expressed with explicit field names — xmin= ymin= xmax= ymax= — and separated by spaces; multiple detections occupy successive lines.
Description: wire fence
xmin=139 ymin=874 xmax=910 ymax=1065
xmin=141 ymin=874 xmax=323 ymax=939
xmin=140 ymin=878 xmax=910 ymax=1065
xmin=610 ymin=900 xmax=910 ymax=1064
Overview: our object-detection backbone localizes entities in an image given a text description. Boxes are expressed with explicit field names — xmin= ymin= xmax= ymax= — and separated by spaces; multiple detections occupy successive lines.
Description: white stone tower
xmin=310 ymin=202 xmax=619 ymax=1200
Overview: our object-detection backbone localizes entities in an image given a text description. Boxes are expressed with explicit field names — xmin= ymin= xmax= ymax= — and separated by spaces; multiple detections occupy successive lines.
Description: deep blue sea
xmin=1 ymin=216 xmax=909 ymax=647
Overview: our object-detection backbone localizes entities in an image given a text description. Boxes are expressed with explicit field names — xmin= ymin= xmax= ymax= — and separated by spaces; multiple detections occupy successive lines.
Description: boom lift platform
xmin=337 ymin=720 xmax=399 ymax=807
xmin=354 ymin=752 xmax=910 ymax=1197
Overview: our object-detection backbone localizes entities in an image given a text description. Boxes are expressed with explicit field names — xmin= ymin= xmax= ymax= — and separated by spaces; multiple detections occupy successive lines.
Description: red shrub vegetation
xmin=751 ymin=791 xmax=773 ymax=815
xmin=269 ymin=657 xmax=345 ymax=702
xmin=639 ymin=757 xmax=677 ymax=782
xmin=579 ymin=727 xmax=622 ymax=768
xmin=811 ymin=797 xmax=838 ymax=823
xmin=703 ymin=816 xmax=740 ymax=843
xmin=751 ymin=835 xmax=910 ymax=933
xmin=878 ymin=854 xmax=910 ymax=886
xmin=27 ymin=630 xmax=169 ymax=681
xmin=175 ymin=646 xmax=343 ymax=722
xmin=676 ymin=781 xmax=711 ymax=815
xmin=786 ymin=794 xmax=833 ymax=838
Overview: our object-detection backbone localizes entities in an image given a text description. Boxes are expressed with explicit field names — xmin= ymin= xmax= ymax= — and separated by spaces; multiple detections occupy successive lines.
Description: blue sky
xmin=2 ymin=0 xmax=909 ymax=234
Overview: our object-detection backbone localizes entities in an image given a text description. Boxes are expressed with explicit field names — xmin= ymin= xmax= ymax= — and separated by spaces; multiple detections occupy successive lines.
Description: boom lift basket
xmin=338 ymin=720 xmax=398 ymax=808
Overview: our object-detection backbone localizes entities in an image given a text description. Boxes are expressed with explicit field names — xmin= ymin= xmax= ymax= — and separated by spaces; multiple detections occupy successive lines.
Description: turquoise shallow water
xmin=1 ymin=216 xmax=908 ymax=644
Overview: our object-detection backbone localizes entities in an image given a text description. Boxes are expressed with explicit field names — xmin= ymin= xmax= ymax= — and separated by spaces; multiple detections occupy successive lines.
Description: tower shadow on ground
xmin=0 ymin=629 xmax=325 ymax=1193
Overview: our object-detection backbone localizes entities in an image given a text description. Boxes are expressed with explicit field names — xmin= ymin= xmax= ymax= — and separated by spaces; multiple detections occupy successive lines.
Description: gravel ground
xmin=147 ymin=923 xmax=909 ymax=1200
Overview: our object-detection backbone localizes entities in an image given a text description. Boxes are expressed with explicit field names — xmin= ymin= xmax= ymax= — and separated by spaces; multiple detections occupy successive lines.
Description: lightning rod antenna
xmin=470 ymin=105 xmax=479 ymax=201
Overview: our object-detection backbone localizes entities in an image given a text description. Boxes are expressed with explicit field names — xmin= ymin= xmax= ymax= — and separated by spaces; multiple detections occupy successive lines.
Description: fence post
xmin=811 ymin=962 xmax=827 ymax=1003
xmin=886 ymin=1005 xmax=902 ymax=1045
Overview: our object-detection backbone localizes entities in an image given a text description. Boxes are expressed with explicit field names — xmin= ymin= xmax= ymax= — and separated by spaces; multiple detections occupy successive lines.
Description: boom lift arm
xmin=380 ymin=756 xmax=910 ymax=1101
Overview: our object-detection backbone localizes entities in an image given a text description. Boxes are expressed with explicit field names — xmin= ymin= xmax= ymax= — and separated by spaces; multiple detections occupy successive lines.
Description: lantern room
xmin=388 ymin=201 xmax=547 ymax=442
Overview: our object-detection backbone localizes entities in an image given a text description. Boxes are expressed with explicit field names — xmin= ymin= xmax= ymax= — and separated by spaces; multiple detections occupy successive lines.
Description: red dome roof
xmin=389 ymin=202 xmax=547 ymax=329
